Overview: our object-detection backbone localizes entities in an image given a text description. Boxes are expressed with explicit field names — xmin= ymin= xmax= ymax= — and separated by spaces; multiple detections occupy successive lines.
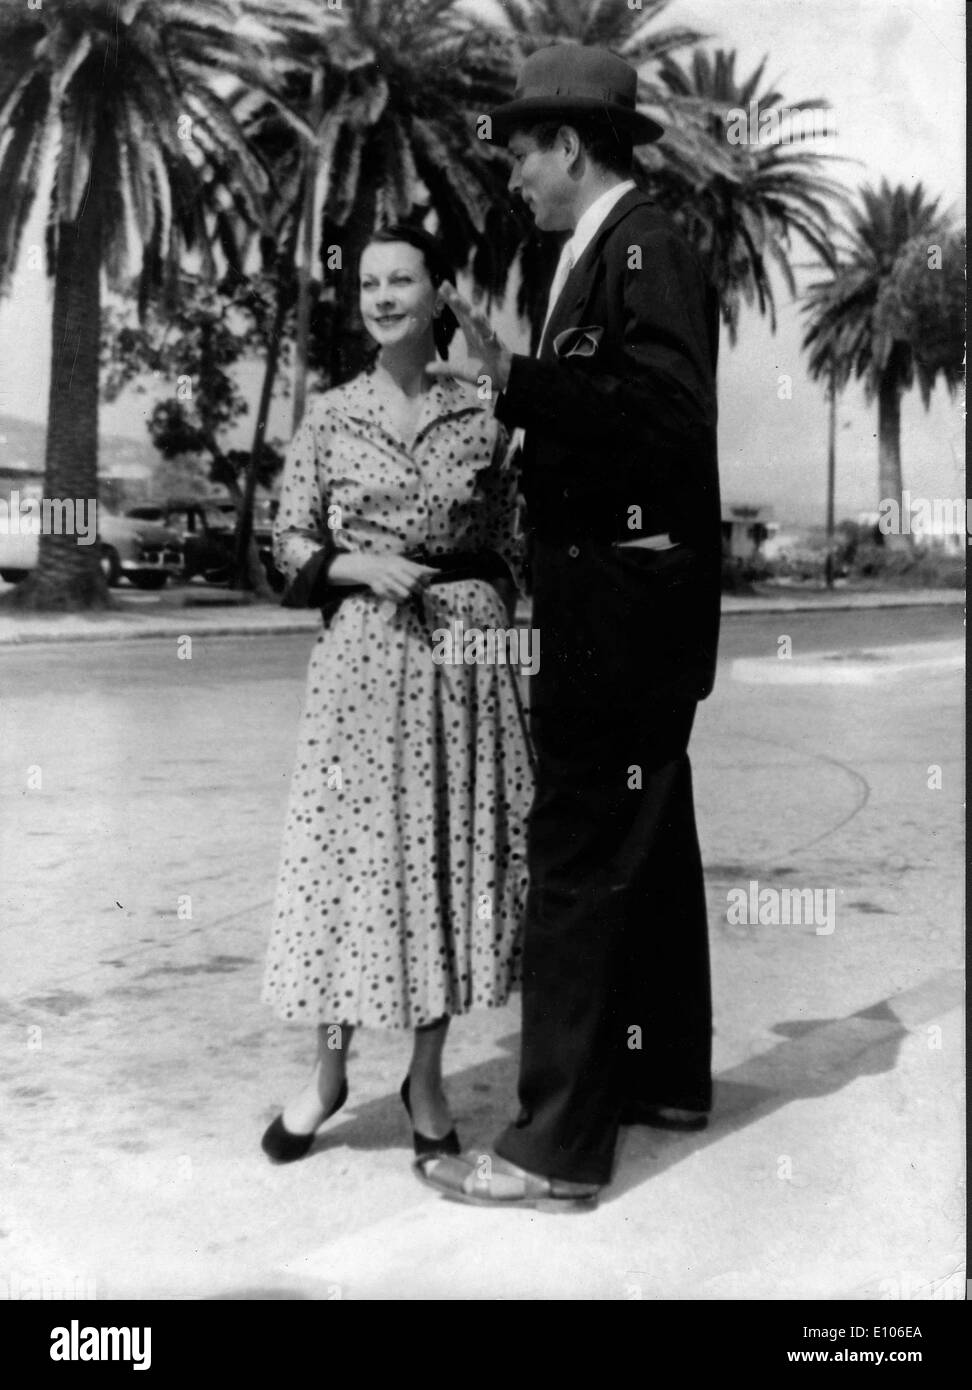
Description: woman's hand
xmin=328 ymin=552 xmax=437 ymax=603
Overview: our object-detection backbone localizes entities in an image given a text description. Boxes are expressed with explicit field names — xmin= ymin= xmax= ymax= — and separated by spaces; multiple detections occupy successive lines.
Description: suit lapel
xmin=539 ymin=188 xmax=653 ymax=362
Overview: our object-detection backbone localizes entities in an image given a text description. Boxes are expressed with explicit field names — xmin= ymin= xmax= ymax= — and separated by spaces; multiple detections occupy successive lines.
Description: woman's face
xmin=359 ymin=241 xmax=438 ymax=349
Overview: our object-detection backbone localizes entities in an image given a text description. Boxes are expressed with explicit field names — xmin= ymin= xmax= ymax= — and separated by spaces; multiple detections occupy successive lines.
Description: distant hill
xmin=0 ymin=413 xmax=161 ymax=481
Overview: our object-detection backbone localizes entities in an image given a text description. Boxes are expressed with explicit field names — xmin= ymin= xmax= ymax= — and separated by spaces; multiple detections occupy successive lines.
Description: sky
xmin=0 ymin=0 xmax=965 ymax=526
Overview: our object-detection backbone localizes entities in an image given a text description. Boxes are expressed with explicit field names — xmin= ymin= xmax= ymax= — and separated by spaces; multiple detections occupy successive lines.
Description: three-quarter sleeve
xmin=274 ymin=404 xmax=339 ymax=608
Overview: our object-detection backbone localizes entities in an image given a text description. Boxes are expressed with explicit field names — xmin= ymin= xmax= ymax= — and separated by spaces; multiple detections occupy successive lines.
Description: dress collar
xmin=329 ymin=367 xmax=481 ymax=446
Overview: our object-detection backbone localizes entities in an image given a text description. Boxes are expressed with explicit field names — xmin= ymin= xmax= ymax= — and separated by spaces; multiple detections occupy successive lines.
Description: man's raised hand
xmin=426 ymin=282 xmax=512 ymax=394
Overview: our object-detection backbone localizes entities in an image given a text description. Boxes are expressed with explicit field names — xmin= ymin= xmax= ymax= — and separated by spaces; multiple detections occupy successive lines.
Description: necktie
xmin=509 ymin=239 xmax=575 ymax=457
xmin=538 ymin=240 xmax=575 ymax=356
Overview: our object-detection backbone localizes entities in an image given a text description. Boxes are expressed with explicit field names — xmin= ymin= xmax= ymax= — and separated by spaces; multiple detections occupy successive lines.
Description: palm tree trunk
xmin=11 ymin=201 xmax=109 ymax=610
xmin=232 ymin=284 xmax=288 ymax=594
xmin=825 ymin=366 xmax=836 ymax=586
xmin=232 ymin=216 xmax=300 ymax=594
xmin=328 ymin=156 xmax=382 ymax=384
xmin=293 ymin=68 xmax=324 ymax=433
xmin=877 ymin=369 xmax=909 ymax=551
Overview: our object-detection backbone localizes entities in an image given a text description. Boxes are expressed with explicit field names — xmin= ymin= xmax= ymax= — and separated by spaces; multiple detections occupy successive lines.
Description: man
xmin=422 ymin=43 xmax=722 ymax=1209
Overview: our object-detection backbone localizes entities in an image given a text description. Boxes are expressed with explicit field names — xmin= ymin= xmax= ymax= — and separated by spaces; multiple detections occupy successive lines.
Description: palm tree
xmin=494 ymin=0 xmax=705 ymax=346
xmin=649 ymin=49 xmax=848 ymax=344
xmin=801 ymin=181 xmax=964 ymax=538
xmin=0 ymin=0 xmax=277 ymax=610
xmin=242 ymin=0 xmax=515 ymax=391
xmin=497 ymin=0 xmax=701 ymax=57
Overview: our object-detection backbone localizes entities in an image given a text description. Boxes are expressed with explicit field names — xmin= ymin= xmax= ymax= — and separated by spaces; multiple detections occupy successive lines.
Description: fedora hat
xmin=490 ymin=44 xmax=663 ymax=145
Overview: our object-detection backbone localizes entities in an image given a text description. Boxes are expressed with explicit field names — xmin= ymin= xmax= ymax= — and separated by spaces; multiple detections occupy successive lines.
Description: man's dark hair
xmin=515 ymin=115 xmax=634 ymax=178
xmin=364 ymin=223 xmax=458 ymax=359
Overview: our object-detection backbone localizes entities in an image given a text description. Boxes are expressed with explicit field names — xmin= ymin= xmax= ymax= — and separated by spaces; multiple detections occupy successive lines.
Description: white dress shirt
xmin=537 ymin=179 xmax=636 ymax=355
xmin=564 ymin=179 xmax=637 ymax=275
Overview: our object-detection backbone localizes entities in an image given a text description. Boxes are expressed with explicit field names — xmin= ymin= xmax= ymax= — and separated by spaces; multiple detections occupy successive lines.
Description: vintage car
xmin=126 ymin=496 xmax=283 ymax=590
xmin=0 ymin=506 xmax=183 ymax=589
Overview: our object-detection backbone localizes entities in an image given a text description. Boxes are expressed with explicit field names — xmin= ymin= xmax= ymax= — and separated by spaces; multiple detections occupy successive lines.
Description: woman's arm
xmin=328 ymin=552 xmax=436 ymax=601
xmin=275 ymin=400 xmax=436 ymax=608
xmin=273 ymin=406 xmax=339 ymax=607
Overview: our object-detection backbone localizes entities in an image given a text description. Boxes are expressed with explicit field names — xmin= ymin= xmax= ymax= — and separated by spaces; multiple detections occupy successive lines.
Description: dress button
xmin=568 ymin=544 xmax=580 ymax=558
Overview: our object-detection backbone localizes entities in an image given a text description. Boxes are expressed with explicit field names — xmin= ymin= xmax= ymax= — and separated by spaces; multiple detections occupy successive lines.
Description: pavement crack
xmin=731 ymin=730 xmax=871 ymax=854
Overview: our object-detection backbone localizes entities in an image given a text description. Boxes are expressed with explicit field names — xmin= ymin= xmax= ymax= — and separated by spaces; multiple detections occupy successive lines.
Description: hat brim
xmin=488 ymin=96 xmax=663 ymax=145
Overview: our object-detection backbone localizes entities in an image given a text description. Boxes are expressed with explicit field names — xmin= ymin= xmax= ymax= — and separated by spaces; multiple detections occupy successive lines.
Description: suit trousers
xmin=494 ymin=543 xmax=713 ymax=1185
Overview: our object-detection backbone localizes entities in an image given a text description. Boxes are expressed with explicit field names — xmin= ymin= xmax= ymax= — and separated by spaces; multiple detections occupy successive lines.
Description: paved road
xmin=0 ymin=602 xmax=963 ymax=695
xmin=0 ymin=607 xmax=964 ymax=1300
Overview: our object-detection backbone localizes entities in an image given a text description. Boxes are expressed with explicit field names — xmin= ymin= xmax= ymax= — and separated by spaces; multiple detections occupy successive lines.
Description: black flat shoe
xmin=261 ymin=1079 xmax=349 ymax=1164
xmin=400 ymin=1076 xmax=461 ymax=1158
xmin=620 ymin=1101 xmax=708 ymax=1131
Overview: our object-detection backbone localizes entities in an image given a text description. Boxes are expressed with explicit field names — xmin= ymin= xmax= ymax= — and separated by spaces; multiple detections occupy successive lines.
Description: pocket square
xmin=552 ymin=325 xmax=604 ymax=359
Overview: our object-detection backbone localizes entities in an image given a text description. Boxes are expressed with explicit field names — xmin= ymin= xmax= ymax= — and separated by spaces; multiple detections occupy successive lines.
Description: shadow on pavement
xmin=607 ymin=990 xmax=936 ymax=1203
xmin=250 ymin=970 xmax=959 ymax=1207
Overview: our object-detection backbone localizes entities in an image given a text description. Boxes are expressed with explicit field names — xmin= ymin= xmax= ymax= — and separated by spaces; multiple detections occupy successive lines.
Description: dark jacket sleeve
xmin=495 ymin=223 xmax=717 ymax=460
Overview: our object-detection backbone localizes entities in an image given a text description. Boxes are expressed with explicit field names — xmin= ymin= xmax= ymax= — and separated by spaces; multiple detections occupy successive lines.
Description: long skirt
xmin=262 ymin=578 xmax=533 ymax=1029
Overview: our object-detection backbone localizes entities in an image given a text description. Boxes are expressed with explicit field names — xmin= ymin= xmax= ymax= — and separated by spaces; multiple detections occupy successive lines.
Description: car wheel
xmin=0 ymin=569 xmax=28 ymax=583
xmin=129 ymin=571 xmax=168 ymax=590
xmin=202 ymin=564 xmax=232 ymax=585
xmin=100 ymin=546 xmax=122 ymax=586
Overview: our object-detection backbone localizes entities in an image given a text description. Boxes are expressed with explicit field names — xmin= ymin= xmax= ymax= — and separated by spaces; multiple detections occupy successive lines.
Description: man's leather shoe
xmin=620 ymin=1101 xmax=708 ymax=1131
xmin=414 ymin=1149 xmax=600 ymax=1212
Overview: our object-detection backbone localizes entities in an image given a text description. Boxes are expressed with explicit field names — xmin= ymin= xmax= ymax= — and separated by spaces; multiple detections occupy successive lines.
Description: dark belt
xmin=319 ymin=549 xmax=511 ymax=624
xmin=411 ymin=549 xmax=511 ymax=585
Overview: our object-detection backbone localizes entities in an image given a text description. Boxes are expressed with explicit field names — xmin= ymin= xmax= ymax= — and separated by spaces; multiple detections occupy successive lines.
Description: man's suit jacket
xmin=495 ymin=187 xmax=722 ymax=704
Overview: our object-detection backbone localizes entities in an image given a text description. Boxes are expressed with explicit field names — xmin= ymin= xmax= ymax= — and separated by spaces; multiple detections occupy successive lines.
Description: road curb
xmin=723 ymin=589 xmax=964 ymax=614
xmin=0 ymin=589 xmax=963 ymax=645
xmin=731 ymin=639 xmax=964 ymax=684
xmin=0 ymin=613 xmax=321 ymax=645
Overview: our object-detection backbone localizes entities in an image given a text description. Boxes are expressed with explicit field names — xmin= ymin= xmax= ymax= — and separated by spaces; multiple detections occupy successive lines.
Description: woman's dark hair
xmin=363 ymin=224 xmax=459 ymax=359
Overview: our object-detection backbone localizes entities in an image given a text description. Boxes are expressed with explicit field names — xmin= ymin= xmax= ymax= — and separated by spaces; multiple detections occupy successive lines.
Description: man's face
xmin=507 ymin=128 xmax=575 ymax=232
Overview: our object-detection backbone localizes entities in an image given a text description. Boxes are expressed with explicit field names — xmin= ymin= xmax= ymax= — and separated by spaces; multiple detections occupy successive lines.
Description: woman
xmin=260 ymin=225 xmax=533 ymax=1165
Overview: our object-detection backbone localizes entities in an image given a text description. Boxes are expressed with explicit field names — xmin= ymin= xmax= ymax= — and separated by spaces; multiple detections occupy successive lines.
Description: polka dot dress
xmin=262 ymin=370 xmax=534 ymax=1029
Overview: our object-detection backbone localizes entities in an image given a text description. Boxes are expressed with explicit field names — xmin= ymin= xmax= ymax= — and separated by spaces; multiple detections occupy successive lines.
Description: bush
xmin=769 ymin=552 xmax=826 ymax=582
xmin=852 ymin=541 xmax=965 ymax=588
xmin=721 ymin=553 xmax=772 ymax=591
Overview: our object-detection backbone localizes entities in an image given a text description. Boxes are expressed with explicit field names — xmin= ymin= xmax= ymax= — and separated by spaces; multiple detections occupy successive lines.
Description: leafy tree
xmin=0 ymin=0 xmax=277 ymax=609
xmin=497 ymin=0 xmax=700 ymax=56
xmin=649 ymin=49 xmax=847 ymax=343
xmin=240 ymin=0 xmax=514 ymax=388
xmin=802 ymin=182 xmax=964 ymax=538
xmin=101 ymin=274 xmax=285 ymax=592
